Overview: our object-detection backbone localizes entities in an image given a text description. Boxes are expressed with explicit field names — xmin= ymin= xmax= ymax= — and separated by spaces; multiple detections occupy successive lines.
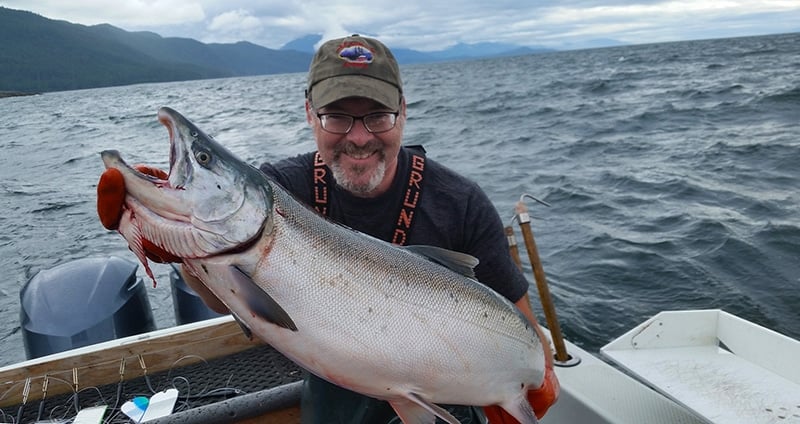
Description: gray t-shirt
xmin=259 ymin=145 xmax=528 ymax=303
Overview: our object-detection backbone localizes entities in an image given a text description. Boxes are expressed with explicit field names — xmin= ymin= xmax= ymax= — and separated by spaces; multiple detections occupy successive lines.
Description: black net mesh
xmin=1 ymin=344 xmax=302 ymax=423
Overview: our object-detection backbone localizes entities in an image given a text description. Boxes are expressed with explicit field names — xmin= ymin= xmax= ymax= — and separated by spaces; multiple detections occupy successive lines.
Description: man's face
xmin=307 ymin=96 xmax=406 ymax=197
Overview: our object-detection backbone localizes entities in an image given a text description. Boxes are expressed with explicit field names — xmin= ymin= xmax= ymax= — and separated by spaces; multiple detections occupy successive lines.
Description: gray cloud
xmin=3 ymin=0 xmax=798 ymax=50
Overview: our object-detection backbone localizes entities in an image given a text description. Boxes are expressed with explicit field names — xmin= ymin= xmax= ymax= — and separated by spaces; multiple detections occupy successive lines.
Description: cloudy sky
xmin=3 ymin=0 xmax=800 ymax=51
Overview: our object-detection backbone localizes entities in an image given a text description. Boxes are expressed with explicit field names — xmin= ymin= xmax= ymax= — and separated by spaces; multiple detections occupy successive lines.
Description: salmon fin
xmin=403 ymin=245 xmax=479 ymax=278
xmin=388 ymin=393 xmax=461 ymax=424
xmin=118 ymin=209 xmax=157 ymax=287
xmin=228 ymin=265 xmax=298 ymax=331
xmin=500 ymin=391 xmax=539 ymax=424
xmin=231 ymin=313 xmax=254 ymax=340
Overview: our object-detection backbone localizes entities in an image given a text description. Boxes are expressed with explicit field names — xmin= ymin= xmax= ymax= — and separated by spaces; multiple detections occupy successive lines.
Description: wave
xmin=759 ymin=86 xmax=800 ymax=104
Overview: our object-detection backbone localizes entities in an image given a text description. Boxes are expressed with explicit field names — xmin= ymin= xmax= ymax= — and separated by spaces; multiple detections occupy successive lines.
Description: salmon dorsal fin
xmin=403 ymin=245 xmax=479 ymax=278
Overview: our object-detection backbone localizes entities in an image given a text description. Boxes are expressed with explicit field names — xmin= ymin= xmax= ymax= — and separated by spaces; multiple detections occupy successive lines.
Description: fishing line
xmin=38 ymin=382 xmax=70 ymax=422
xmin=168 ymin=355 xmax=244 ymax=399
xmin=1 ymin=352 xmax=250 ymax=423
xmin=104 ymin=357 xmax=127 ymax=423
xmin=76 ymin=385 xmax=110 ymax=408
xmin=100 ymin=383 xmax=130 ymax=424
xmin=163 ymin=355 xmax=246 ymax=412
xmin=0 ymin=408 xmax=15 ymax=424
xmin=14 ymin=377 xmax=29 ymax=424
xmin=34 ymin=375 xmax=50 ymax=422
xmin=20 ymin=375 xmax=113 ymax=423
xmin=72 ymin=367 xmax=80 ymax=415
xmin=198 ymin=386 xmax=246 ymax=399
xmin=167 ymin=355 xmax=212 ymax=397
xmin=0 ymin=381 xmax=21 ymax=403
xmin=169 ymin=376 xmax=194 ymax=413
xmin=0 ymin=379 xmax=26 ymax=421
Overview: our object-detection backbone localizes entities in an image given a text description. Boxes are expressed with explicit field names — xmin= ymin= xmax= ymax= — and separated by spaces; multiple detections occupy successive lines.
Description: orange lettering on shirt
xmin=397 ymin=208 xmax=414 ymax=229
xmin=392 ymin=228 xmax=407 ymax=245
xmin=408 ymin=169 xmax=423 ymax=190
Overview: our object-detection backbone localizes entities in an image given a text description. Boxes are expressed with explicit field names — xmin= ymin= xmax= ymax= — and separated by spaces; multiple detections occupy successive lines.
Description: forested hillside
xmin=0 ymin=7 xmax=311 ymax=93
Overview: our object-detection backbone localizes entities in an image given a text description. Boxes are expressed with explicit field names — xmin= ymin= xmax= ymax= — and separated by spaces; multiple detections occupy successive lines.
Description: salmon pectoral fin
xmin=389 ymin=393 xmax=460 ymax=424
xmin=231 ymin=313 xmax=254 ymax=340
xmin=227 ymin=265 xmax=298 ymax=332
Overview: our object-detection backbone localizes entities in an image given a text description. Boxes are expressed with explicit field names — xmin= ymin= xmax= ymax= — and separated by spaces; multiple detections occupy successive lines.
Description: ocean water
xmin=1 ymin=32 xmax=798 ymax=367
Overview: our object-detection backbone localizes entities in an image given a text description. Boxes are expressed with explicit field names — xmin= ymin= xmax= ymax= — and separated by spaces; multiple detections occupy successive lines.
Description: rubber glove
xmin=483 ymin=366 xmax=559 ymax=422
xmin=97 ymin=166 xmax=182 ymax=263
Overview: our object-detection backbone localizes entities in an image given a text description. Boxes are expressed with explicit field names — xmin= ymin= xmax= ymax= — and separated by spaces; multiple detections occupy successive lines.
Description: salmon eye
xmin=196 ymin=150 xmax=212 ymax=165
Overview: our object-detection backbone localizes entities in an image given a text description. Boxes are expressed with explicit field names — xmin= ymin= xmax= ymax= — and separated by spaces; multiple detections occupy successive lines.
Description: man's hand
xmin=483 ymin=366 xmax=559 ymax=421
xmin=483 ymin=293 xmax=560 ymax=421
xmin=529 ymin=366 xmax=559 ymax=417
xmin=97 ymin=166 xmax=182 ymax=263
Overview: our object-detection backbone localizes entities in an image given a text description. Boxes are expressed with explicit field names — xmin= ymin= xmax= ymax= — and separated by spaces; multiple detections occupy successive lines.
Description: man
xmin=97 ymin=34 xmax=558 ymax=423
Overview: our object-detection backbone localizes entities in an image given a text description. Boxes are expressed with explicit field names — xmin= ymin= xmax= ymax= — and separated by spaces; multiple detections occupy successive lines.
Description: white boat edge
xmin=541 ymin=326 xmax=707 ymax=423
xmin=600 ymin=309 xmax=800 ymax=424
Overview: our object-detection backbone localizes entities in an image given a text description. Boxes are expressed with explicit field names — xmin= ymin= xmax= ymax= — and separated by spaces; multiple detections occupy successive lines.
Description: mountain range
xmin=0 ymin=6 xmax=562 ymax=94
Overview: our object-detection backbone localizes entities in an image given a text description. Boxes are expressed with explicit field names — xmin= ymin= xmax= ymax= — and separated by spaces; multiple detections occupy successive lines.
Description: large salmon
xmin=101 ymin=107 xmax=545 ymax=424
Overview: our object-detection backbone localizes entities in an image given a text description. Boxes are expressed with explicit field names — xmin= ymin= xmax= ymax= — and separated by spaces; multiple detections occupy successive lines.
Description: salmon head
xmin=100 ymin=107 xmax=273 ymax=281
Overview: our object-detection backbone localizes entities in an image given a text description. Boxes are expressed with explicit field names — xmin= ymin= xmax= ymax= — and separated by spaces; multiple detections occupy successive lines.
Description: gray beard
xmin=331 ymin=159 xmax=386 ymax=196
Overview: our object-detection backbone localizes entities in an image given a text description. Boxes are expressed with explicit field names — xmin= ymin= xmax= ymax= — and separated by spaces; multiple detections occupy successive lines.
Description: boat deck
xmin=0 ymin=343 xmax=302 ymax=423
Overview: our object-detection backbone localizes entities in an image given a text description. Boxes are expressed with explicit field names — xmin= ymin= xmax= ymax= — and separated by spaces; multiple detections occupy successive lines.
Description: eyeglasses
xmin=316 ymin=111 xmax=399 ymax=134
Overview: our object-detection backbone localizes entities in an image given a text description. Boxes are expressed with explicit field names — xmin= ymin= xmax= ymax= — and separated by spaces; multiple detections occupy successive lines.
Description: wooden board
xmin=0 ymin=316 xmax=260 ymax=407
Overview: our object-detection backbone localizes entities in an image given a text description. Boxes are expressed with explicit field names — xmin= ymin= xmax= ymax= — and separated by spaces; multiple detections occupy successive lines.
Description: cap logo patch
xmin=337 ymin=42 xmax=374 ymax=68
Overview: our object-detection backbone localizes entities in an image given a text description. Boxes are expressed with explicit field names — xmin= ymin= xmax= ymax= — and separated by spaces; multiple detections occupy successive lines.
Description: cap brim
xmin=310 ymin=75 xmax=400 ymax=109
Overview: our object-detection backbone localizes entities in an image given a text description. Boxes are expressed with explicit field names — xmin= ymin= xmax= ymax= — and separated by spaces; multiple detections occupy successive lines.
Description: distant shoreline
xmin=0 ymin=91 xmax=39 ymax=98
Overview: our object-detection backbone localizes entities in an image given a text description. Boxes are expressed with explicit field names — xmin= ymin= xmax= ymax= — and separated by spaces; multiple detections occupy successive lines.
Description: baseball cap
xmin=306 ymin=34 xmax=402 ymax=109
